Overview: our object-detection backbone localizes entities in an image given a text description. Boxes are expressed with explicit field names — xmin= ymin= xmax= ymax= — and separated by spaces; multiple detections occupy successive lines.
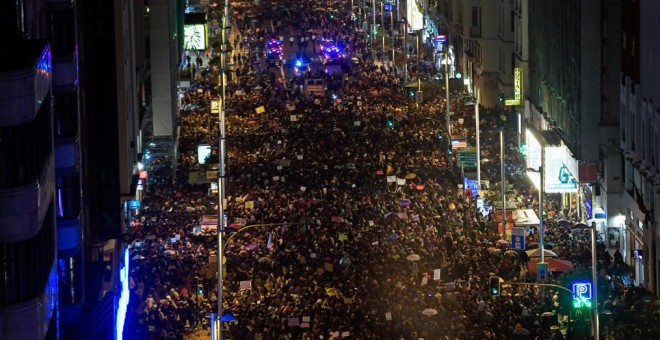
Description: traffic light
xmin=197 ymin=284 xmax=204 ymax=295
xmin=489 ymin=276 xmax=501 ymax=296
xmin=408 ymin=88 xmax=415 ymax=97
xmin=437 ymin=132 xmax=443 ymax=140
xmin=386 ymin=115 xmax=395 ymax=128
xmin=537 ymin=262 xmax=548 ymax=281
xmin=447 ymin=147 xmax=453 ymax=155
xmin=498 ymin=94 xmax=504 ymax=103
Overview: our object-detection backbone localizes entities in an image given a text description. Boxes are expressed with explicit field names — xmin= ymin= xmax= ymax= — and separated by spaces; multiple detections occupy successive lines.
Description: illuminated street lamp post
xmin=572 ymin=221 xmax=600 ymax=340
xmin=371 ymin=0 xmax=375 ymax=46
xmin=390 ymin=8 xmax=395 ymax=65
xmin=444 ymin=42 xmax=450 ymax=137
xmin=214 ymin=0 xmax=230 ymax=338
xmin=463 ymin=89 xmax=481 ymax=189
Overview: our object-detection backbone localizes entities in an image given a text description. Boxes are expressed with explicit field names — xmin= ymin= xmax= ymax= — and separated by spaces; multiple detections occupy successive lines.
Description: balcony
xmin=0 ymin=41 xmax=52 ymax=126
xmin=0 ymin=155 xmax=55 ymax=243
xmin=57 ymin=213 xmax=82 ymax=253
xmin=52 ymin=54 xmax=77 ymax=90
xmin=0 ymin=262 xmax=58 ymax=340
xmin=55 ymin=135 xmax=80 ymax=172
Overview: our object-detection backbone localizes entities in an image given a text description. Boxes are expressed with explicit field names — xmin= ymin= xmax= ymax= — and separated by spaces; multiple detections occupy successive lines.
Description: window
xmin=56 ymin=173 xmax=81 ymax=219
xmin=472 ymin=6 xmax=479 ymax=27
xmin=511 ymin=11 xmax=515 ymax=32
xmin=53 ymin=91 xmax=78 ymax=137
xmin=631 ymin=38 xmax=636 ymax=56
xmin=58 ymin=255 xmax=83 ymax=306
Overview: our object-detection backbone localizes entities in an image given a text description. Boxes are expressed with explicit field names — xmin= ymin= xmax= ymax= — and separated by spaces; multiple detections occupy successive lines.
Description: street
xmin=123 ymin=0 xmax=657 ymax=339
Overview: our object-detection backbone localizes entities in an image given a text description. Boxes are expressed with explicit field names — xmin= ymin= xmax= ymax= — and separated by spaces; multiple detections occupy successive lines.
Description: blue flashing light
xmin=116 ymin=248 xmax=131 ymax=340
xmin=331 ymin=93 xmax=337 ymax=100
xmin=384 ymin=3 xmax=392 ymax=11
xmin=295 ymin=60 xmax=302 ymax=67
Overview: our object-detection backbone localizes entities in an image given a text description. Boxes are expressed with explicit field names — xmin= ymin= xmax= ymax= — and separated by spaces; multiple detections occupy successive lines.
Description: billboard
xmin=544 ymin=145 xmax=578 ymax=193
xmin=184 ymin=24 xmax=207 ymax=50
xmin=407 ymin=2 xmax=424 ymax=31
xmin=525 ymin=129 xmax=542 ymax=189
xmin=525 ymin=129 xmax=579 ymax=192
xmin=505 ymin=68 xmax=522 ymax=106
xmin=197 ymin=144 xmax=211 ymax=164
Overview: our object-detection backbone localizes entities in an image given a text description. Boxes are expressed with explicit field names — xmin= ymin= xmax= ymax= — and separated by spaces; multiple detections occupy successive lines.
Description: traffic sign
xmin=458 ymin=153 xmax=477 ymax=161
xmin=571 ymin=282 xmax=593 ymax=308
xmin=458 ymin=161 xmax=477 ymax=167
xmin=511 ymin=227 xmax=525 ymax=250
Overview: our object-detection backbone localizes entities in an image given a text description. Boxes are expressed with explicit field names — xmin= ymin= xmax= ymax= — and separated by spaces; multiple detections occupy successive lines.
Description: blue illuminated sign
xmin=116 ymin=248 xmax=131 ymax=340
xmin=572 ymin=282 xmax=592 ymax=308
xmin=127 ymin=200 xmax=141 ymax=209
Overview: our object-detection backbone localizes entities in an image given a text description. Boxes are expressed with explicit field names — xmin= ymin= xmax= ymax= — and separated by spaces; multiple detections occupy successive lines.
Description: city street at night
xmin=118 ymin=1 xmax=660 ymax=339
xmin=4 ymin=0 xmax=660 ymax=340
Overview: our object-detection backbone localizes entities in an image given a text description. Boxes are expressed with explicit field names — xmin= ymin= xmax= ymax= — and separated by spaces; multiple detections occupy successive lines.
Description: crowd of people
xmin=122 ymin=1 xmax=660 ymax=339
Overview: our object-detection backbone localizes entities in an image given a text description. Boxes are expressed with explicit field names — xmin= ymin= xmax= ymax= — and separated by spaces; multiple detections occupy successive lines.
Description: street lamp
xmin=402 ymin=18 xmax=408 ymax=82
xmin=526 ymin=144 xmax=546 ymax=270
xmin=371 ymin=0 xmax=376 ymax=46
xmin=215 ymin=0 xmax=231 ymax=338
xmin=390 ymin=7 xmax=394 ymax=66
xmin=571 ymin=221 xmax=600 ymax=340
xmin=414 ymin=31 xmax=420 ymax=81
xmin=500 ymin=129 xmax=506 ymax=235
xmin=464 ymin=89 xmax=481 ymax=189
xmin=444 ymin=42 xmax=450 ymax=138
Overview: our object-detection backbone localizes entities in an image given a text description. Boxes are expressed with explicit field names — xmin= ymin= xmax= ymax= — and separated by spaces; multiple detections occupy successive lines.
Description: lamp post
xmin=372 ymin=0 xmax=376 ymax=46
xmin=526 ymin=146 xmax=545 ymax=270
xmin=416 ymin=32 xmax=420 ymax=80
xmin=396 ymin=0 xmax=400 ymax=21
xmin=403 ymin=18 xmax=408 ymax=82
xmin=572 ymin=221 xmax=600 ymax=340
xmin=463 ymin=90 xmax=480 ymax=188
xmin=380 ymin=1 xmax=384 ymax=30
xmin=475 ymin=89 xmax=480 ymax=189
xmin=444 ymin=41 xmax=450 ymax=137
xmin=539 ymin=147 xmax=545 ymax=266
xmin=500 ymin=129 xmax=506 ymax=235
xmin=215 ymin=0 xmax=230 ymax=337
xmin=390 ymin=9 xmax=394 ymax=67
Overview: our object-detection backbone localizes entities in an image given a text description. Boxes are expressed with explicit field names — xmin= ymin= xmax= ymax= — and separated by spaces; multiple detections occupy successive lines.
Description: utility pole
xmin=214 ymin=0 xmax=230 ymax=338
xmin=444 ymin=41 xmax=450 ymax=136
xmin=500 ymin=129 xmax=506 ymax=236
xmin=371 ymin=0 xmax=376 ymax=46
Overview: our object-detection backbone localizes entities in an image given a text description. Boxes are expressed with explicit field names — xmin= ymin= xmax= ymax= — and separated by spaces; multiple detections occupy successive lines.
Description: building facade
xmin=0 ymin=0 xmax=147 ymax=338
xmin=526 ymin=0 xmax=624 ymax=278
xmin=620 ymin=0 xmax=660 ymax=293
xmin=0 ymin=39 xmax=59 ymax=340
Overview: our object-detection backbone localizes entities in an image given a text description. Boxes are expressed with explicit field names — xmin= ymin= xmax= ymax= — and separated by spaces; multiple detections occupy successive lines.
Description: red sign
xmin=579 ymin=162 xmax=597 ymax=183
